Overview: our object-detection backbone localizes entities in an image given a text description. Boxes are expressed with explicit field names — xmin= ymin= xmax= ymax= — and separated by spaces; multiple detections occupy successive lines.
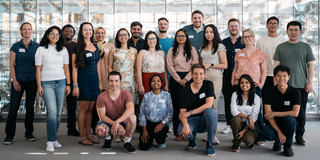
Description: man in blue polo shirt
xmin=183 ymin=10 xmax=205 ymax=53
xmin=264 ymin=65 xmax=300 ymax=157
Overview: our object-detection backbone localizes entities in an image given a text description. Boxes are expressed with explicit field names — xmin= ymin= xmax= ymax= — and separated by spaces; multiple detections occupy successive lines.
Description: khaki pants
xmin=230 ymin=116 xmax=258 ymax=146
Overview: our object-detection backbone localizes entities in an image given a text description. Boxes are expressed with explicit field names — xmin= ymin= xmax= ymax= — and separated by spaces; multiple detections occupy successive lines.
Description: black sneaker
xmin=295 ymin=139 xmax=305 ymax=146
xmin=188 ymin=139 xmax=197 ymax=149
xmin=206 ymin=143 xmax=215 ymax=156
xmin=283 ymin=146 xmax=294 ymax=157
xmin=231 ymin=145 xmax=240 ymax=152
xmin=25 ymin=134 xmax=36 ymax=141
xmin=123 ymin=142 xmax=136 ymax=153
xmin=68 ymin=129 xmax=80 ymax=136
xmin=103 ymin=139 xmax=112 ymax=150
xmin=247 ymin=144 xmax=255 ymax=150
xmin=273 ymin=141 xmax=281 ymax=151
xmin=3 ymin=137 xmax=13 ymax=145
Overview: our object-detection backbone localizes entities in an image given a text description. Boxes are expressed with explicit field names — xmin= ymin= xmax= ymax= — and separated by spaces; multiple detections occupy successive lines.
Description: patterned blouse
xmin=142 ymin=50 xmax=165 ymax=73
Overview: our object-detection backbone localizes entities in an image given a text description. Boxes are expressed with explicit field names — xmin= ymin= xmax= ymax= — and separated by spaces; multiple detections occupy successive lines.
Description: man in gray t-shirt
xmin=274 ymin=21 xmax=315 ymax=146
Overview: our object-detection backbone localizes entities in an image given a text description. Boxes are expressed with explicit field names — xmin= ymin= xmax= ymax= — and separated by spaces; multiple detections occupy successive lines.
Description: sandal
xmin=87 ymin=135 xmax=100 ymax=144
xmin=78 ymin=137 xmax=93 ymax=146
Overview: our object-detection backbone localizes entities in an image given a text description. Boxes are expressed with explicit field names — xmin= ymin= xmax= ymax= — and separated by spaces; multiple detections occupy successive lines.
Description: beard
xmin=132 ymin=35 xmax=140 ymax=39
xmin=65 ymin=37 xmax=72 ymax=41
xmin=159 ymin=30 xmax=167 ymax=33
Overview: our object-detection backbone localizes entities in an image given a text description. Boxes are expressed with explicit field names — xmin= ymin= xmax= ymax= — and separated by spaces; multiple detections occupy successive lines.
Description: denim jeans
xmin=177 ymin=108 xmax=217 ymax=144
xmin=264 ymin=116 xmax=297 ymax=147
xmin=42 ymin=79 xmax=66 ymax=141
xmin=5 ymin=80 xmax=37 ymax=138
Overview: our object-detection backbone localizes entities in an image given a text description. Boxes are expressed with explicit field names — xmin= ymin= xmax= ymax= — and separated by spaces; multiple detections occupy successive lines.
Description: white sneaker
xmin=221 ymin=125 xmax=232 ymax=134
xmin=46 ymin=142 xmax=54 ymax=152
xmin=53 ymin=141 xmax=62 ymax=148
xmin=214 ymin=135 xmax=220 ymax=145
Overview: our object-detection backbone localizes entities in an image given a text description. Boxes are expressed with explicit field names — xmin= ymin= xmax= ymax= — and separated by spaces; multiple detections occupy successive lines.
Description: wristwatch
xmin=162 ymin=121 xmax=165 ymax=125
xmin=189 ymin=110 xmax=194 ymax=116
xmin=211 ymin=63 xmax=214 ymax=68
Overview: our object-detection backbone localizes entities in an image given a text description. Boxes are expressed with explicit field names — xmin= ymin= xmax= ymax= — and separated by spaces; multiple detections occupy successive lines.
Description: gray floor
xmin=0 ymin=121 xmax=319 ymax=160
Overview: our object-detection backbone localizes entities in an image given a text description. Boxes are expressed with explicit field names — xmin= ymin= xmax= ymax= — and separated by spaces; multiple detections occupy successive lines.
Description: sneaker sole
xmin=3 ymin=142 xmax=12 ymax=145
xmin=206 ymin=153 xmax=216 ymax=157
xmin=188 ymin=146 xmax=197 ymax=149
xmin=123 ymin=148 xmax=136 ymax=154
xmin=26 ymin=138 xmax=36 ymax=141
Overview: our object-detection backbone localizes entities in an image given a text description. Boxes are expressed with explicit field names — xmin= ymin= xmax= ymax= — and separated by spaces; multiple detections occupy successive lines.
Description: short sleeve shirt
xmin=96 ymin=89 xmax=133 ymax=120
xmin=179 ymin=80 xmax=215 ymax=116
xmin=222 ymin=37 xmax=245 ymax=78
xmin=183 ymin=24 xmax=205 ymax=53
xmin=10 ymin=40 xmax=39 ymax=81
xmin=159 ymin=37 xmax=174 ymax=56
xmin=128 ymin=38 xmax=145 ymax=53
xmin=142 ymin=50 xmax=165 ymax=73
xmin=200 ymin=43 xmax=226 ymax=65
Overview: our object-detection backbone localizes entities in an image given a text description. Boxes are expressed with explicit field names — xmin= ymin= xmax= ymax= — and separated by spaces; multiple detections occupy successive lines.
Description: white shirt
xmin=230 ymin=92 xmax=260 ymax=122
xmin=256 ymin=35 xmax=286 ymax=76
xmin=35 ymin=45 xmax=69 ymax=81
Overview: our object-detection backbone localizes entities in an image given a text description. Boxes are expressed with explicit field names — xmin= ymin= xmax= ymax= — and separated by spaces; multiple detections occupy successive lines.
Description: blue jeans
xmin=42 ymin=79 xmax=66 ymax=141
xmin=177 ymin=108 xmax=217 ymax=144
xmin=264 ymin=116 xmax=297 ymax=147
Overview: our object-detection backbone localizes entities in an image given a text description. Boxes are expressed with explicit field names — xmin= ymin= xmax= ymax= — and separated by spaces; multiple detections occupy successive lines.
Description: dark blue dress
xmin=73 ymin=44 xmax=100 ymax=101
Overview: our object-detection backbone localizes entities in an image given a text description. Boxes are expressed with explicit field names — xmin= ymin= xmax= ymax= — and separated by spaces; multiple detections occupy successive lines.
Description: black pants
xmin=139 ymin=120 xmax=169 ymax=151
xmin=66 ymin=91 xmax=78 ymax=130
xmin=262 ymin=76 xmax=274 ymax=106
xmin=296 ymin=88 xmax=308 ymax=140
xmin=222 ymin=77 xmax=233 ymax=125
xmin=91 ymin=103 xmax=99 ymax=132
xmin=5 ymin=80 xmax=37 ymax=138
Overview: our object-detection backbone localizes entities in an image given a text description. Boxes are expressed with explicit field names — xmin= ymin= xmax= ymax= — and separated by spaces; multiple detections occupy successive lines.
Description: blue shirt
xmin=183 ymin=24 xmax=205 ymax=53
xmin=159 ymin=37 xmax=174 ymax=56
xmin=139 ymin=90 xmax=173 ymax=126
xmin=221 ymin=36 xmax=245 ymax=78
xmin=10 ymin=40 xmax=39 ymax=81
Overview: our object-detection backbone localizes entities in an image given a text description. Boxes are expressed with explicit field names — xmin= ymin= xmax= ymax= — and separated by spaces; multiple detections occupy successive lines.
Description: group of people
xmin=4 ymin=9 xmax=314 ymax=157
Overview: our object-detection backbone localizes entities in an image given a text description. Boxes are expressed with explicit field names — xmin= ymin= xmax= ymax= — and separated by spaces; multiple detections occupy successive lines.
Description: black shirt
xmin=179 ymin=80 xmax=215 ymax=116
xmin=222 ymin=36 xmax=245 ymax=78
xmin=128 ymin=37 xmax=145 ymax=53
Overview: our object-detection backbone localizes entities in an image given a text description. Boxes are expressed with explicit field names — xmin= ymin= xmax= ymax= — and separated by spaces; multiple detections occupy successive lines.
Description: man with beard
xmin=158 ymin=17 xmax=173 ymax=56
xmin=128 ymin=21 xmax=145 ymax=53
xmin=221 ymin=18 xmax=245 ymax=134
xmin=183 ymin=10 xmax=205 ymax=53
xmin=62 ymin=24 xmax=79 ymax=136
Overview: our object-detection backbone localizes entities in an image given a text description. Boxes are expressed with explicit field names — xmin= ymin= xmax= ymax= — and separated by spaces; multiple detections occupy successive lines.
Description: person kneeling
xmin=177 ymin=64 xmax=217 ymax=157
xmin=230 ymin=74 xmax=260 ymax=152
xmin=263 ymin=65 xmax=300 ymax=157
xmin=139 ymin=74 xmax=173 ymax=150
xmin=96 ymin=71 xmax=137 ymax=153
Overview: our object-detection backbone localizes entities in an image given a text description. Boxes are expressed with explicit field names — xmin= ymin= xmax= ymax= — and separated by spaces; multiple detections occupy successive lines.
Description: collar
xmin=19 ymin=39 xmax=35 ymax=47
xmin=275 ymin=84 xmax=291 ymax=94
xmin=191 ymin=24 xmax=205 ymax=32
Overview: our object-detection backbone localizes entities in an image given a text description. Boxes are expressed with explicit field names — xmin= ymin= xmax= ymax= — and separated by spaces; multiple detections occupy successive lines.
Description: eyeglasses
xmin=159 ymin=23 xmax=168 ymax=26
xmin=119 ymin=33 xmax=128 ymax=37
xmin=49 ymin=33 xmax=61 ymax=37
xmin=288 ymin=28 xmax=300 ymax=32
xmin=147 ymin=37 xmax=156 ymax=41
xmin=242 ymin=35 xmax=253 ymax=39
xmin=268 ymin=23 xmax=278 ymax=27
xmin=176 ymin=35 xmax=186 ymax=38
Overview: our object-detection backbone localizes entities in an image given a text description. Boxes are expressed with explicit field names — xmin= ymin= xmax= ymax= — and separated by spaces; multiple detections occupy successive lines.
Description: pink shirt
xmin=96 ymin=89 xmax=133 ymax=120
xmin=234 ymin=49 xmax=266 ymax=84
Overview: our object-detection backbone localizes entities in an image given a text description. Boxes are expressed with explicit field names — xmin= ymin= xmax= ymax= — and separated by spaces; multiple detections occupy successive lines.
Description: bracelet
xmin=66 ymin=84 xmax=71 ymax=87
xmin=73 ymin=83 xmax=78 ymax=86
xmin=73 ymin=85 xmax=78 ymax=88
xmin=247 ymin=115 xmax=250 ymax=119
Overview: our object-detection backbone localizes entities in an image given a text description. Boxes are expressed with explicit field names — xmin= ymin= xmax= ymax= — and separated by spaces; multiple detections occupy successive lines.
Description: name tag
xmin=159 ymin=99 xmax=165 ymax=103
xmin=189 ymin=35 xmax=194 ymax=39
xmin=104 ymin=48 xmax=109 ymax=52
xmin=199 ymin=93 xmax=206 ymax=99
xmin=239 ymin=53 xmax=245 ymax=57
xmin=284 ymin=101 xmax=290 ymax=106
xmin=235 ymin=48 xmax=240 ymax=52
xmin=19 ymin=48 xmax=26 ymax=52
xmin=86 ymin=53 xmax=92 ymax=57
xmin=159 ymin=45 xmax=162 ymax=49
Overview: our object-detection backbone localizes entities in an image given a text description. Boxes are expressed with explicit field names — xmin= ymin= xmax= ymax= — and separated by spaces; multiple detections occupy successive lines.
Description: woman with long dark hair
xmin=166 ymin=28 xmax=198 ymax=141
xmin=136 ymin=31 xmax=168 ymax=99
xmin=35 ymin=26 xmax=70 ymax=151
xmin=72 ymin=22 xmax=102 ymax=146
xmin=230 ymin=74 xmax=260 ymax=152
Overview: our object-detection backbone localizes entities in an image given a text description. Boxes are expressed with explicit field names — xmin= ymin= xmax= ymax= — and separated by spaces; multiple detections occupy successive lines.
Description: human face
xmin=192 ymin=68 xmax=206 ymax=84
xmin=242 ymin=31 xmax=254 ymax=46
xmin=266 ymin=19 xmax=279 ymax=33
xmin=150 ymin=76 xmax=162 ymax=90
xmin=96 ymin=28 xmax=106 ymax=42
xmin=20 ymin=24 xmax=32 ymax=38
xmin=82 ymin=24 xmax=93 ymax=40
xmin=130 ymin=25 xmax=142 ymax=39
xmin=192 ymin=13 xmax=203 ymax=29
xmin=118 ymin=30 xmax=129 ymax=43
xmin=176 ymin=31 xmax=186 ymax=44
xmin=205 ymin=27 xmax=214 ymax=42
xmin=158 ymin=20 xmax=169 ymax=33
xmin=240 ymin=78 xmax=251 ymax=93
xmin=287 ymin=25 xmax=301 ymax=42
xmin=227 ymin=21 xmax=240 ymax=36
xmin=108 ymin=75 xmax=121 ymax=91
xmin=147 ymin=33 xmax=157 ymax=48
xmin=48 ymin=29 xmax=60 ymax=45
xmin=275 ymin=71 xmax=290 ymax=87
xmin=63 ymin=27 xmax=74 ymax=41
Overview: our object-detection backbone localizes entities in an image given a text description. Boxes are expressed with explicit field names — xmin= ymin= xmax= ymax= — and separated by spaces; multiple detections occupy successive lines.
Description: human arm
xmin=183 ymin=47 xmax=199 ymax=82
xmin=136 ymin=50 xmax=144 ymax=94
xmin=163 ymin=51 xmax=169 ymax=91
xmin=231 ymin=62 xmax=238 ymax=86
xmin=64 ymin=64 xmax=71 ymax=96
xmin=9 ymin=51 xmax=21 ymax=91
xmin=258 ymin=60 xmax=267 ymax=89
xmin=108 ymin=47 xmax=114 ymax=73
xmin=72 ymin=54 xmax=79 ymax=98
xmin=36 ymin=65 xmax=43 ymax=97
xmin=166 ymin=47 xmax=182 ymax=83
xmin=305 ymin=61 xmax=314 ymax=93
xmin=97 ymin=59 xmax=103 ymax=92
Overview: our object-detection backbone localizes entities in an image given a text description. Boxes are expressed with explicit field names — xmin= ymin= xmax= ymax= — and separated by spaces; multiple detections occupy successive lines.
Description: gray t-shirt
xmin=274 ymin=41 xmax=315 ymax=88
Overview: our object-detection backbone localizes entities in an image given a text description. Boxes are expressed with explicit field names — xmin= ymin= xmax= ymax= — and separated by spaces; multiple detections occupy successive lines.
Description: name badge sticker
xmin=235 ymin=48 xmax=240 ymax=52
xmin=19 ymin=48 xmax=26 ymax=53
xmin=199 ymin=93 xmax=206 ymax=99
xmin=159 ymin=99 xmax=165 ymax=103
xmin=86 ymin=53 xmax=92 ymax=57
xmin=284 ymin=101 xmax=290 ymax=106
xmin=239 ymin=53 xmax=245 ymax=57
xmin=189 ymin=35 xmax=194 ymax=39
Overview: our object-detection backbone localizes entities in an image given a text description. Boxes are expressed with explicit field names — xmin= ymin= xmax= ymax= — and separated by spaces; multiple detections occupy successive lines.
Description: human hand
xmin=154 ymin=122 xmax=164 ymax=133
xmin=13 ymin=81 xmax=21 ymax=91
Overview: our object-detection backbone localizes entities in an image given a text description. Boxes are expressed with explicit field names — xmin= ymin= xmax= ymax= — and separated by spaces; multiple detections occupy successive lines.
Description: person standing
xmin=221 ymin=18 xmax=245 ymax=134
xmin=4 ymin=22 xmax=39 ymax=144
xmin=128 ymin=21 xmax=145 ymax=53
xmin=274 ymin=21 xmax=315 ymax=146
xmin=183 ymin=10 xmax=205 ymax=53
xmin=62 ymin=24 xmax=79 ymax=136
xmin=158 ymin=17 xmax=174 ymax=56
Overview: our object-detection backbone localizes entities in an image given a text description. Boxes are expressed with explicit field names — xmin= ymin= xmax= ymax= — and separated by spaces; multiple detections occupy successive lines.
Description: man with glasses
xmin=128 ymin=21 xmax=145 ymax=53
xmin=274 ymin=21 xmax=315 ymax=146
xmin=158 ymin=17 xmax=173 ymax=56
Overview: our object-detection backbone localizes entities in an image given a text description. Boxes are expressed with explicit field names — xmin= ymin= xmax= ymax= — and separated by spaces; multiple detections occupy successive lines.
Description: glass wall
xmin=0 ymin=0 xmax=319 ymax=116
